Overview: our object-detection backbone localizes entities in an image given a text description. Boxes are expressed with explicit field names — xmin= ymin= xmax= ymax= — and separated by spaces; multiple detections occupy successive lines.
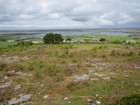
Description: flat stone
xmin=68 ymin=63 xmax=77 ymax=67
xmin=15 ymin=85 xmax=21 ymax=90
xmin=134 ymin=83 xmax=139 ymax=86
xmin=43 ymin=95 xmax=48 ymax=99
xmin=0 ymin=82 xmax=11 ymax=88
xmin=90 ymin=78 xmax=98 ymax=81
xmin=93 ymin=73 xmax=105 ymax=77
xmin=87 ymin=98 xmax=93 ymax=104
xmin=8 ymin=94 xmax=32 ymax=105
xmin=103 ymin=77 xmax=111 ymax=80
xmin=96 ymin=100 xmax=101 ymax=105
xmin=40 ymin=84 xmax=44 ymax=87
xmin=4 ymin=76 xmax=9 ymax=80
xmin=64 ymin=97 xmax=69 ymax=100
xmin=95 ymin=94 xmax=99 ymax=98
xmin=88 ymin=70 xmax=96 ymax=74
xmin=74 ymin=74 xmax=89 ymax=81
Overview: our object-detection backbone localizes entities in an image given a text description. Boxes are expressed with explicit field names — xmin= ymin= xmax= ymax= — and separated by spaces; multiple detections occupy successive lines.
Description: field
xmin=0 ymin=35 xmax=140 ymax=105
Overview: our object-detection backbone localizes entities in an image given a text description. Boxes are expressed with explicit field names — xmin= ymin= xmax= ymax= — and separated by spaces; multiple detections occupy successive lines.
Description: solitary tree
xmin=43 ymin=33 xmax=63 ymax=44
xmin=100 ymin=38 xmax=106 ymax=42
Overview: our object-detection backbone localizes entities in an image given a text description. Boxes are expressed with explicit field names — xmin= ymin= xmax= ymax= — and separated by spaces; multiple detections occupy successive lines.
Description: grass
xmin=0 ymin=35 xmax=140 ymax=105
xmin=0 ymin=41 xmax=17 ymax=48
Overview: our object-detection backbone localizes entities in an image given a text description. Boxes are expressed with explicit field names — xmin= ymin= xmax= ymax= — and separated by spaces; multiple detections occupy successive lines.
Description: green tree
xmin=100 ymin=38 xmax=106 ymax=42
xmin=43 ymin=33 xmax=63 ymax=44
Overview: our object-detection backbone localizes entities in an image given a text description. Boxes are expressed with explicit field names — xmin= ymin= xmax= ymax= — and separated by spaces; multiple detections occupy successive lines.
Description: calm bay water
xmin=0 ymin=28 xmax=140 ymax=39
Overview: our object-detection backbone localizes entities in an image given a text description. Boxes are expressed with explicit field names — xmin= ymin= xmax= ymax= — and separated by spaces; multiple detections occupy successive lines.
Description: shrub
xmin=0 ymin=62 xmax=6 ymax=71
xmin=16 ymin=41 xmax=33 ymax=46
xmin=0 ymin=38 xmax=6 ymax=41
xmin=102 ymin=54 xmax=107 ymax=58
xmin=47 ymin=63 xmax=57 ymax=76
xmin=66 ymin=37 xmax=72 ymax=41
xmin=100 ymin=38 xmax=106 ymax=42
xmin=66 ymin=81 xmax=90 ymax=91
xmin=127 ymin=51 xmax=135 ymax=56
xmin=115 ymin=94 xmax=140 ymax=105
xmin=111 ymin=50 xmax=116 ymax=56
xmin=113 ymin=40 xmax=122 ymax=44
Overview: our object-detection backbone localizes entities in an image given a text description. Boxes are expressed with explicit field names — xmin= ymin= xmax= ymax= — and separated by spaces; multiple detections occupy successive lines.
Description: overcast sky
xmin=0 ymin=0 xmax=140 ymax=29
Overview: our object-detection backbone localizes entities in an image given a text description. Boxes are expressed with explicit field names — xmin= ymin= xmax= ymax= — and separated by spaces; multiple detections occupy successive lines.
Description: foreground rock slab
xmin=8 ymin=94 xmax=32 ymax=105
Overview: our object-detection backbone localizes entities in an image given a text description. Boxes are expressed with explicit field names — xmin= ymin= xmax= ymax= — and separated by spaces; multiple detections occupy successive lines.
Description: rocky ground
xmin=0 ymin=43 xmax=140 ymax=105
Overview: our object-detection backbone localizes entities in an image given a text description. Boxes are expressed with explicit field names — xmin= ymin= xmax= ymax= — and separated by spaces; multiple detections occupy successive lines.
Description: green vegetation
xmin=0 ymin=34 xmax=140 ymax=105
xmin=43 ymin=33 xmax=63 ymax=44
xmin=115 ymin=94 xmax=140 ymax=105
xmin=16 ymin=41 xmax=33 ymax=46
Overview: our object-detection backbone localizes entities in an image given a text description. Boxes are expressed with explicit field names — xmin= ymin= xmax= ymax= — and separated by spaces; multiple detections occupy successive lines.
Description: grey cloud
xmin=0 ymin=0 xmax=140 ymax=28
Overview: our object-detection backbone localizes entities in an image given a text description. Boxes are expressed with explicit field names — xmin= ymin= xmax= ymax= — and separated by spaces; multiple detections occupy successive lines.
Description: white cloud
xmin=0 ymin=0 xmax=140 ymax=28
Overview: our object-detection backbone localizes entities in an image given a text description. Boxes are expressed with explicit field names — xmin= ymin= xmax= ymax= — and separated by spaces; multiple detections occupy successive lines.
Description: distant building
xmin=23 ymin=40 xmax=32 ymax=42
xmin=126 ymin=39 xmax=136 ymax=44
xmin=63 ymin=39 xmax=84 ymax=43
xmin=71 ymin=39 xmax=84 ymax=43
xmin=32 ymin=41 xmax=44 ymax=44
xmin=63 ymin=40 xmax=70 ymax=43
xmin=91 ymin=38 xmax=100 ymax=42
xmin=8 ymin=40 xmax=14 ymax=42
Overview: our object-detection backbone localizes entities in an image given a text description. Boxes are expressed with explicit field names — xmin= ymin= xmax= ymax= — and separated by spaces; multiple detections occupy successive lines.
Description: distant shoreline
xmin=0 ymin=28 xmax=140 ymax=40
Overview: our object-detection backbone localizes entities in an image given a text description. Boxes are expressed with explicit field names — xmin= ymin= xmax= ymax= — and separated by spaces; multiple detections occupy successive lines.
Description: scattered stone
xmin=68 ymin=63 xmax=77 ymax=67
xmin=90 ymin=78 xmax=98 ymax=81
xmin=96 ymin=100 xmax=101 ymax=105
xmin=8 ymin=70 xmax=15 ymax=73
xmin=26 ymin=73 xmax=33 ymax=77
xmin=15 ymin=85 xmax=21 ymax=90
xmin=20 ymin=56 xmax=29 ymax=61
xmin=8 ymin=94 xmax=32 ymax=105
xmin=87 ymin=98 xmax=93 ymax=104
xmin=125 ymin=75 xmax=129 ymax=78
xmin=95 ymin=94 xmax=99 ymax=98
xmin=43 ymin=95 xmax=48 ymax=99
xmin=93 ymin=73 xmax=105 ymax=77
xmin=109 ymin=72 xmax=116 ymax=75
xmin=0 ymin=82 xmax=11 ymax=88
xmin=88 ymin=70 xmax=96 ymax=74
xmin=103 ymin=77 xmax=111 ymax=80
xmin=40 ymin=83 xmax=44 ymax=87
xmin=56 ymin=64 xmax=66 ymax=67
xmin=0 ymin=56 xmax=29 ymax=63
xmin=134 ymin=65 xmax=140 ymax=69
xmin=68 ymin=101 xmax=71 ymax=104
xmin=134 ymin=83 xmax=139 ymax=86
xmin=64 ymin=97 xmax=69 ymax=100
xmin=4 ymin=76 xmax=9 ymax=80
xmin=15 ymin=71 xmax=32 ymax=77
xmin=73 ymin=74 xmax=89 ymax=81
xmin=78 ymin=96 xmax=86 ymax=98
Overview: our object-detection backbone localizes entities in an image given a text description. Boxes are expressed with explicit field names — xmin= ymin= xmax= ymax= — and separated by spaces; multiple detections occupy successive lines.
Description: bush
xmin=66 ymin=81 xmax=90 ymax=91
xmin=43 ymin=33 xmax=63 ymax=44
xmin=47 ymin=63 xmax=58 ymax=76
xmin=111 ymin=50 xmax=116 ymax=56
xmin=113 ymin=40 xmax=122 ymax=44
xmin=115 ymin=94 xmax=140 ymax=105
xmin=127 ymin=51 xmax=135 ymax=56
xmin=0 ymin=62 xmax=6 ymax=71
xmin=100 ymin=38 xmax=106 ymax=42
xmin=66 ymin=37 xmax=72 ymax=41
xmin=16 ymin=41 xmax=33 ymax=46
xmin=0 ymin=38 xmax=6 ymax=41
